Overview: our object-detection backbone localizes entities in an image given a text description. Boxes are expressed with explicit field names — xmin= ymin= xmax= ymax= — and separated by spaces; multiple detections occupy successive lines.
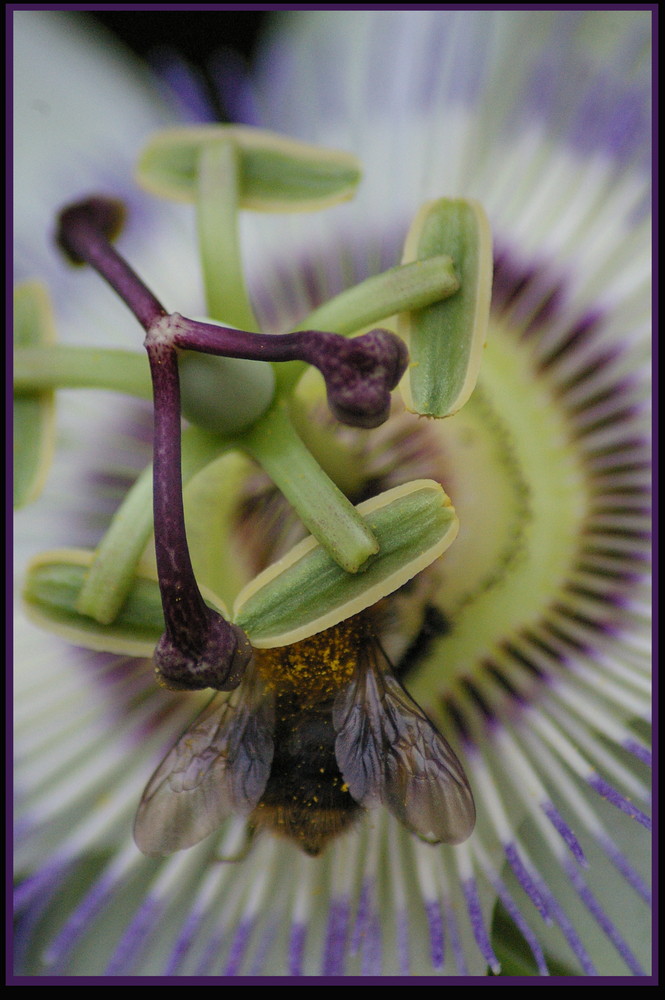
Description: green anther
xmin=137 ymin=125 xmax=362 ymax=211
xmin=24 ymin=548 xmax=230 ymax=658
xmin=399 ymin=198 xmax=492 ymax=418
xmin=13 ymin=282 xmax=57 ymax=508
xmin=234 ymin=479 xmax=458 ymax=647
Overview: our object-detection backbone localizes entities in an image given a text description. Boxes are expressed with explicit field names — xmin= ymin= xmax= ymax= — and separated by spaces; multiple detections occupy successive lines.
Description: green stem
xmin=288 ymin=395 xmax=367 ymax=498
xmin=296 ymin=255 xmax=459 ymax=334
xmin=196 ymin=140 xmax=259 ymax=330
xmin=274 ymin=254 xmax=459 ymax=394
xmin=76 ymin=426 xmax=231 ymax=624
xmin=241 ymin=402 xmax=379 ymax=573
xmin=14 ymin=346 xmax=152 ymax=399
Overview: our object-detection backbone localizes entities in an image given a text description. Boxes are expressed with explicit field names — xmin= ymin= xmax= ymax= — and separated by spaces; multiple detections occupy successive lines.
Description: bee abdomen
xmin=250 ymin=705 xmax=361 ymax=855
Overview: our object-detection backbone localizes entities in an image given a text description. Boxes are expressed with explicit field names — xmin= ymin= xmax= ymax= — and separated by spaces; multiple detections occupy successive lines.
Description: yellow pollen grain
xmin=255 ymin=615 xmax=368 ymax=704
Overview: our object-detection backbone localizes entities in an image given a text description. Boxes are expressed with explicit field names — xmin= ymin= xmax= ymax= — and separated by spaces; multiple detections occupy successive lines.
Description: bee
xmin=134 ymin=608 xmax=475 ymax=857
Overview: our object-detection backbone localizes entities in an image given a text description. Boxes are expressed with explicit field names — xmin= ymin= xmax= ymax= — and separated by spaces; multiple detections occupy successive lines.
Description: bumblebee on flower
xmin=36 ymin=120 xmax=485 ymax=856
xmin=13 ymin=10 xmax=651 ymax=978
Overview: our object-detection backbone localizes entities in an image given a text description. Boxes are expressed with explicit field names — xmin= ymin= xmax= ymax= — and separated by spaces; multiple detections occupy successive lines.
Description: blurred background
xmin=90 ymin=10 xmax=269 ymax=64
xmin=87 ymin=10 xmax=270 ymax=122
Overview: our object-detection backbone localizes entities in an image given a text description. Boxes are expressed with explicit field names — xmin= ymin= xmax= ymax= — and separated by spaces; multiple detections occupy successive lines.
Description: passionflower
xmin=13 ymin=9 xmax=651 ymax=979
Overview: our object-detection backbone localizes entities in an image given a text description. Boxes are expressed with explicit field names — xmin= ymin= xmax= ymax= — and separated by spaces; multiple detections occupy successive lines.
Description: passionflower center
xmin=55 ymin=195 xmax=409 ymax=690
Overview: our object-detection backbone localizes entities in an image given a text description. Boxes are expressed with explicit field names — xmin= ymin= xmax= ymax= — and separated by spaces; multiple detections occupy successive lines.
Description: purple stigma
xmin=297 ymin=327 xmax=408 ymax=429
xmin=56 ymin=198 xmax=165 ymax=330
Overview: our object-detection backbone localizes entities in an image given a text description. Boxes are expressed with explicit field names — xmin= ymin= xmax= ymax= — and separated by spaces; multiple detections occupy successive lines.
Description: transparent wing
xmin=333 ymin=645 xmax=475 ymax=845
xmin=134 ymin=674 xmax=274 ymax=857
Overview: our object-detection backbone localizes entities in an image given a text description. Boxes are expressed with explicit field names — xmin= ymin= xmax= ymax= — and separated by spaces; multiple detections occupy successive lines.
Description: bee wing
xmin=134 ymin=676 xmax=274 ymax=857
xmin=333 ymin=647 xmax=475 ymax=845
